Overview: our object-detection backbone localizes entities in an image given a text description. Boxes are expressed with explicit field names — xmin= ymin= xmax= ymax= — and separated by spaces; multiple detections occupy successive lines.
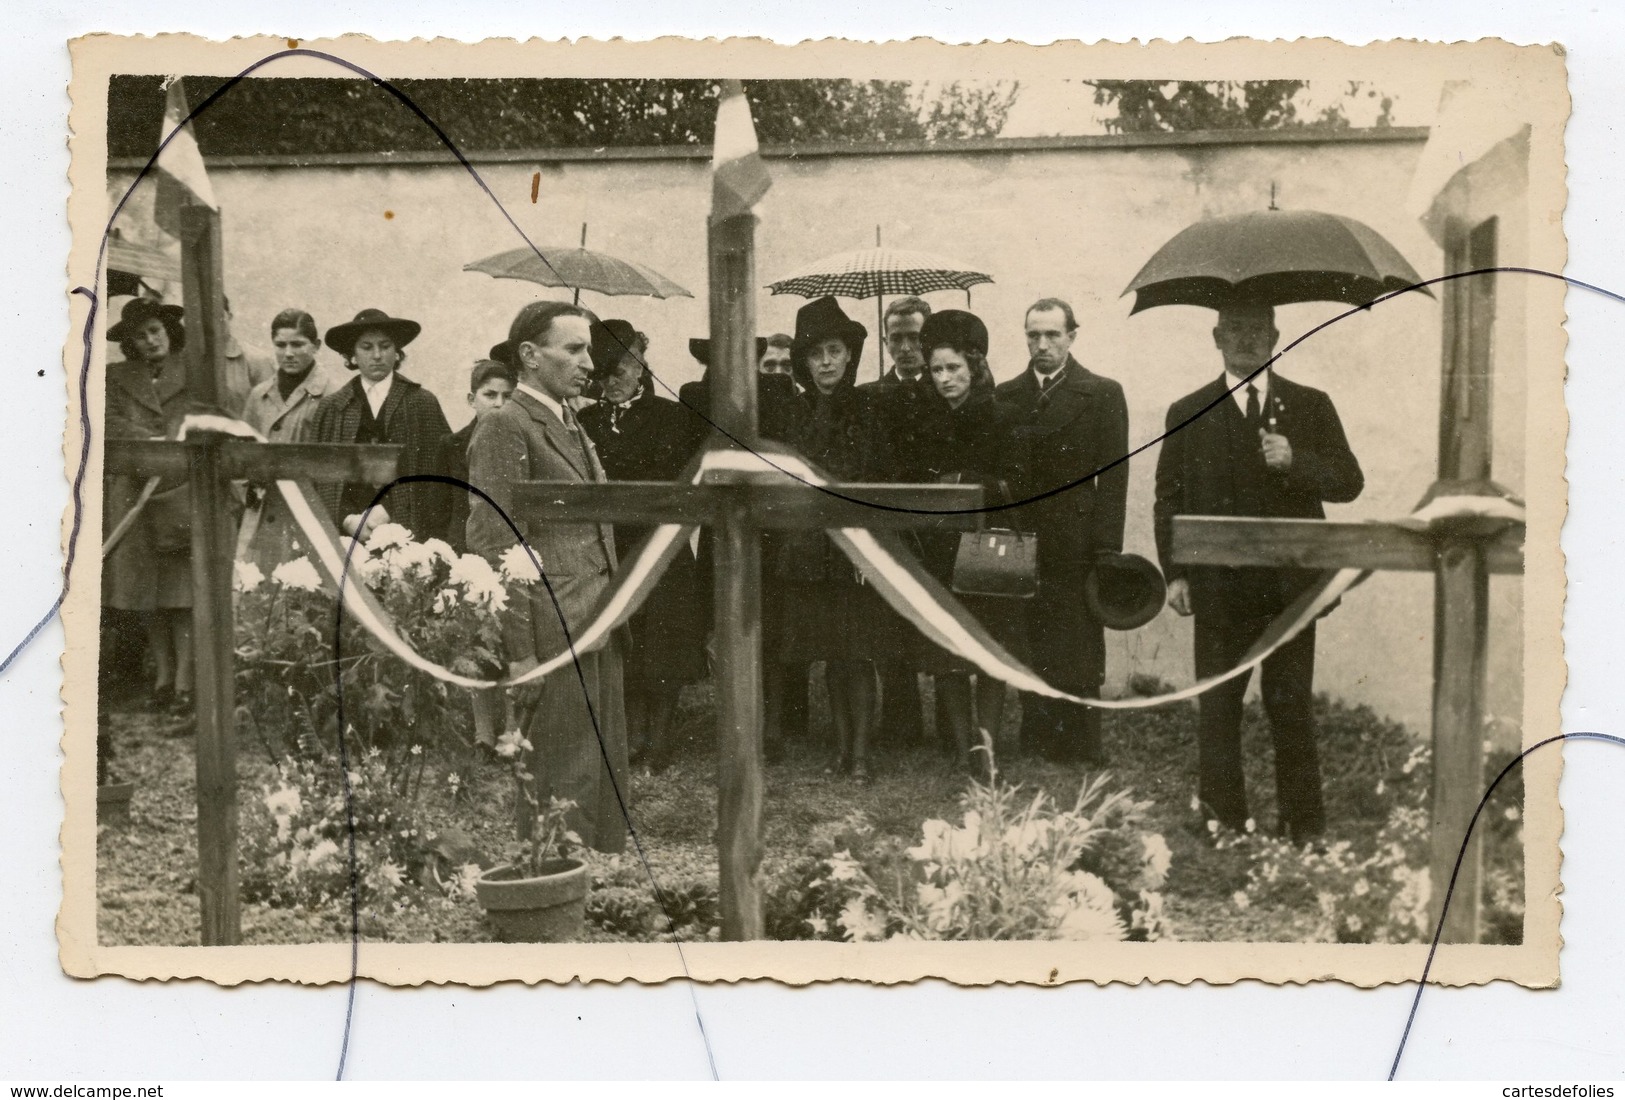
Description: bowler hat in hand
xmin=1084 ymin=552 xmax=1168 ymax=631
xmin=323 ymin=308 xmax=423 ymax=362
xmin=108 ymin=296 xmax=184 ymax=343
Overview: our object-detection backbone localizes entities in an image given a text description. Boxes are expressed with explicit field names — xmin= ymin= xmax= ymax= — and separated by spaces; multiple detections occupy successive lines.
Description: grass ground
xmin=95 ymin=673 xmax=1514 ymax=946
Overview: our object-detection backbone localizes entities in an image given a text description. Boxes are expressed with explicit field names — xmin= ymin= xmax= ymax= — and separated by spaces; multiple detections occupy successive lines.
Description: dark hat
xmin=688 ymin=337 xmax=769 ymax=368
xmin=324 ymin=308 xmax=422 ymax=361
xmin=107 ymin=296 xmax=184 ymax=343
xmin=791 ymin=296 xmax=867 ymax=362
xmin=1084 ymin=553 xmax=1168 ymax=631
xmin=590 ymin=318 xmax=644 ymax=376
xmin=920 ymin=308 xmax=988 ymax=357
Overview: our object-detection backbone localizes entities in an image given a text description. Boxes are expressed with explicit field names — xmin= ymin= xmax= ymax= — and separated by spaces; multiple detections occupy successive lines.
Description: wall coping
xmin=108 ymin=125 xmax=1430 ymax=173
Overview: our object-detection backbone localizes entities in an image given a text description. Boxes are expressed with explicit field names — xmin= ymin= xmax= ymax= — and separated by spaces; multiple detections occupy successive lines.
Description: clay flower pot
xmin=97 ymin=782 xmax=135 ymax=824
xmin=475 ymin=858 xmax=588 ymax=943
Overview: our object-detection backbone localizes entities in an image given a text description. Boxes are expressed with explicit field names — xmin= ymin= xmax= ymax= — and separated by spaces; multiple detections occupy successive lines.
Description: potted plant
xmin=475 ymin=730 xmax=589 ymax=942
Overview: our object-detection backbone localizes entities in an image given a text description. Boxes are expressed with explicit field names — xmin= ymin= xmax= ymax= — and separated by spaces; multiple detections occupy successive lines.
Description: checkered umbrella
xmin=765 ymin=246 xmax=994 ymax=299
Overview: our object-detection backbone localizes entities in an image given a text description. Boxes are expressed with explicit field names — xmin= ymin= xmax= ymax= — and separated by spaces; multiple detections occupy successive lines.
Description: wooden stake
xmin=179 ymin=204 xmax=241 ymax=945
xmin=708 ymin=211 xmax=765 ymax=940
xmin=1427 ymin=215 xmax=1499 ymax=942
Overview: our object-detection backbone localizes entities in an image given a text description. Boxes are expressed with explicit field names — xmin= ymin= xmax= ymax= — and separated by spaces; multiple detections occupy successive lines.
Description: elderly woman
xmin=911 ymin=309 xmax=1026 ymax=776
xmin=103 ymin=297 xmax=195 ymax=712
xmin=771 ymin=296 xmax=900 ymax=782
xmin=579 ymin=319 xmax=708 ymax=772
xmin=307 ymin=308 xmax=451 ymax=541
xmin=238 ymin=308 xmax=334 ymax=570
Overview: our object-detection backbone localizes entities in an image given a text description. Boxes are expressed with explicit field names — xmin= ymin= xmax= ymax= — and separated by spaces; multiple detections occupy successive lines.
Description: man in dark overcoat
xmin=857 ymin=296 xmax=936 ymax=747
xmin=996 ymin=297 xmax=1129 ymax=765
xmin=1152 ymin=302 xmax=1364 ymax=843
xmin=467 ymin=301 xmax=629 ymax=853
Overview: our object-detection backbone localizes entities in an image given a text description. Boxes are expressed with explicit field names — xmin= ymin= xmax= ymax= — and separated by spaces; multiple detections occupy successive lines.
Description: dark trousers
xmin=1194 ymin=608 xmax=1323 ymax=837
xmin=1021 ymin=566 xmax=1105 ymax=763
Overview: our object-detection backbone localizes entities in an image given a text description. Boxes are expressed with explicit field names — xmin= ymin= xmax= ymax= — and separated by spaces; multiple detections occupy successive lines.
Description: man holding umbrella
xmin=1152 ymin=301 xmax=1364 ymax=844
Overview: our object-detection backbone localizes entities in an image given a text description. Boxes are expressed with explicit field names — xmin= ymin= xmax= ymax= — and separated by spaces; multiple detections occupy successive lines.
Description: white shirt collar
xmin=517 ymin=380 xmax=566 ymax=424
xmin=1227 ymin=369 xmax=1270 ymax=413
xmin=360 ymin=371 xmax=394 ymax=416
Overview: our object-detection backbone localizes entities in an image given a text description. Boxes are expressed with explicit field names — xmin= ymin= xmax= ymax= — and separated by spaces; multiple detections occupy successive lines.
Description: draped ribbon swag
xmin=104 ymin=414 xmax=1525 ymax=708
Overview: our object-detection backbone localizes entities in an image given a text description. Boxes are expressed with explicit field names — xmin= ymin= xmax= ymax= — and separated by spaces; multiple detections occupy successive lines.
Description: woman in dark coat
xmin=102 ymin=297 xmax=195 ymax=711
xmin=306 ymin=308 xmax=451 ymax=541
xmin=579 ymin=320 xmax=708 ymax=772
xmin=911 ymin=310 xmax=1027 ymax=775
xmin=771 ymin=296 xmax=900 ymax=781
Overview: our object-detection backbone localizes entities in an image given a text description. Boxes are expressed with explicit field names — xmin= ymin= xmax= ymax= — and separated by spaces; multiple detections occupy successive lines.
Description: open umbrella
xmin=766 ymin=228 xmax=994 ymax=376
xmin=465 ymin=224 xmax=692 ymax=303
xmin=1123 ymin=208 xmax=1431 ymax=314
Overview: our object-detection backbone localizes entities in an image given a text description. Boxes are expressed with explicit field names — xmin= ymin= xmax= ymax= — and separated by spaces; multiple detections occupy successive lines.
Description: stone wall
xmin=107 ymin=127 xmax=1529 ymax=739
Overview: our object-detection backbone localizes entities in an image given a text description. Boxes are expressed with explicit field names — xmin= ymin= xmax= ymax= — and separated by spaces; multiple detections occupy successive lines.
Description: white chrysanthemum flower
xmin=1231 ymin=890 xmax=1251 ymax=911
xmin=264 ymin=786 xmax=302 ymax=819
xmin=498 ymin=544 xmax=543 ymax=584
xmin=422 ymin=537 xmax=457 ymax=564
xmin=271 ymin=556 xmax=324 ymax=592
xmin=838 ymin=897 xmax=887 ymax=942
xmin=494 ymin=729 xmax=531 ymax=759
xmin=450 ymin=553 xmax=508 ymax=610
xmin=306 ymin=838 xmax=340 ymax=870
xmin=379 ymin=861 xmax=405 ymax=887
xmin=906 ymin=819 xmax=953 ymax=863
xmin=365 ymin=522 xmax=411 ymax=551
xmin=233 ymin=560 xmax=265 ymax=592
xmin=1053 ymin=871 xmax=1125 ymax=941
xmin=387 ymin=540 xmax=438 ymax=580
xmin=1140 ymin=834 xmax=1173 ymax=890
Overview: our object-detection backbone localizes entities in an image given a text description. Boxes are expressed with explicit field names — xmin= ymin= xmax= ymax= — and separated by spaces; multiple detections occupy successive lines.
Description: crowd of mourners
xmin=102 ymin=284 xmax=1363 ymax=854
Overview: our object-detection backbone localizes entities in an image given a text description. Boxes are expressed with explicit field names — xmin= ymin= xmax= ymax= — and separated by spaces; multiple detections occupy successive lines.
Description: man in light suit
xmin=467 ymin=300 xmax=629 ymax=853
xmin=1153 ymin=302 xmax=1364 ymax=843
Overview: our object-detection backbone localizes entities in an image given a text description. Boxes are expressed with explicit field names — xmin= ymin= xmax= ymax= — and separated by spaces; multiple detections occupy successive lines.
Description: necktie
xmin=562 ymin=405 xmax=601 ymax=480
xmin=1245 ymin=383 xmax=1261 ymax=431
xmin=1038 ymin=370 xmax=1061 ymax=400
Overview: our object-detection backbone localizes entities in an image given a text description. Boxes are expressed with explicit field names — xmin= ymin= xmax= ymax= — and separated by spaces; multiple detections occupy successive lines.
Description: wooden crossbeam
xmin=1170 ymin=516 xmax=1524 ymax=574
xmin=513 ymin=481 xmax=985 ymax=530
xmin=107 ymin=438 xmax=401 ymax=483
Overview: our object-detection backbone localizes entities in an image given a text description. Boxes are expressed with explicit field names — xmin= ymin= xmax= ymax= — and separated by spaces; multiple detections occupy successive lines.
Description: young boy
xmin=438 ymin=358 xmax=517 ymax=554
xmin=438 ymin=358 xmax=518 ymax=759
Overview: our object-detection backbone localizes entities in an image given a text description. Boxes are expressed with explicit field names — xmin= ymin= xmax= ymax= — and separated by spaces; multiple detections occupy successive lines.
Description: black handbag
xmin=950 ymin=481 xmax=1038 ymax=599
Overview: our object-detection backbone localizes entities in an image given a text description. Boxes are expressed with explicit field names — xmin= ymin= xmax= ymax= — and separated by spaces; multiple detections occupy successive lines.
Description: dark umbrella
xmin=1123 ymin=208 xmax=1432 ymax=313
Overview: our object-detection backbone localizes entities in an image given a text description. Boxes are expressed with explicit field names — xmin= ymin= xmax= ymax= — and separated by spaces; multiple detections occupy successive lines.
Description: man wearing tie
xmin=997 ymin=297 xmax=1130 ymax=765
xmin=467 ymin=300 xmax=629 ymax=853
xmin=1153 ymin=302 xmax=1364 ymax=844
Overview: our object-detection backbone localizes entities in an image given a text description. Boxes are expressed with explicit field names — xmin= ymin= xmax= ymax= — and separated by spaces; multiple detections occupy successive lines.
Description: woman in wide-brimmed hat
xmin=306 ymin=308 xmax=451 ymax=540
xmin=578 ymin=319 xmax=708 ymax=772
xmin=102 ymin=297 xmax=196 ymax=714
xmin=770 ymin=296 xmax=902 ymax=782
xmin=910 ymin=308 xmax=1026 ymax=776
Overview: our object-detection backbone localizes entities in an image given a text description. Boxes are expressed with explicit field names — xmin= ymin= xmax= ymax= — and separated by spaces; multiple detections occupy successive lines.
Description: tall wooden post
xmin=179 ymin=204 xmax=241 ymax=945
xmin=708 ymin=211 xmax=766 ymax=939
xmin=1428 ymin=215 xmax=1499 ymax=943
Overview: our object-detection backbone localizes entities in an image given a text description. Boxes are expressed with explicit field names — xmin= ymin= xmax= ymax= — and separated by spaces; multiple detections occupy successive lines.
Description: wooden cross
xmin=102 ymin=204 xmax=400 ymax=945
xmin=1171 ymin=214 xmax=1519 ymax=944
xmin=508 ymin=210 xmax=984 ymax=940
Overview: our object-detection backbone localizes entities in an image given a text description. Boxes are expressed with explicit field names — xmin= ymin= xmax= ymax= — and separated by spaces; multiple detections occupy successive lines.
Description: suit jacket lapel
xmin=518 ymin=390 xmax=592 ymax=480
xmin=1035 ymin=356 xmax=1088 ymax=430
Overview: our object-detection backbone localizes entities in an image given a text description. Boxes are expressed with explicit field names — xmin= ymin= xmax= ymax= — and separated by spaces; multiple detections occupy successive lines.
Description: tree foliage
xmin=1089 ymin=80 xmax=1395 ymax=134
xmin=106 ymin=76 xmax=1020 ymax=158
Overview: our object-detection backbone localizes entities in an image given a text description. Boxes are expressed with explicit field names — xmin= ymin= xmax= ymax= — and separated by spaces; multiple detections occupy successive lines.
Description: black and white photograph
xmin=60 ymin=35 xmax=1566 ymax=987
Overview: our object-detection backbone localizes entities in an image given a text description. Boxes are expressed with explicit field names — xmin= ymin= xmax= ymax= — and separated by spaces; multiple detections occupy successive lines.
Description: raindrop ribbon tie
xmin=106 ymin=413 xmax=1524 ymax=704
